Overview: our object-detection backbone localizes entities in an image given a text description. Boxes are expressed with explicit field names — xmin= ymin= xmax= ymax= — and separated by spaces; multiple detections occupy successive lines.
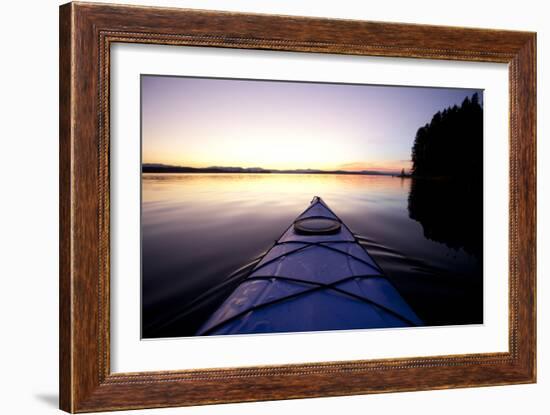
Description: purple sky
xmin=142 ymin=75 xmax=482 ymax=173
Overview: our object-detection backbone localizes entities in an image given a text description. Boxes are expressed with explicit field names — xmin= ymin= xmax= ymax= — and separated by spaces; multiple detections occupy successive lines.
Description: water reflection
xmin=407 ymin=178 xmax=483 ymax=259
xmin=142 ymin=173 xmax=482 ymax=338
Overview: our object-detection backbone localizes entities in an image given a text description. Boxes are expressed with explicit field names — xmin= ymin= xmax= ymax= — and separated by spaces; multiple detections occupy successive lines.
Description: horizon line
xmin=142 ymin=163 xmax=410 ymax=174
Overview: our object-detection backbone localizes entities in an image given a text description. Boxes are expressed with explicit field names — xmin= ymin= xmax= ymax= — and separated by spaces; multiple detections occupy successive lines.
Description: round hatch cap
xmin=293 ymin=217 xmax=341 ymax=235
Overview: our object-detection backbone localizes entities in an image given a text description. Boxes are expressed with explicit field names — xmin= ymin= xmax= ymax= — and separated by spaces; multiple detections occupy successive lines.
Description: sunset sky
xmin=142 ymin=75 xmax=482 ymax=173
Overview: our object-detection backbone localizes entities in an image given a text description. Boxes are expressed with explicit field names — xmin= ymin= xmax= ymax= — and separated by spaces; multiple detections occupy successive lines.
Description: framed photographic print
xmin=59 ymin=2 xmax=536 ymax=412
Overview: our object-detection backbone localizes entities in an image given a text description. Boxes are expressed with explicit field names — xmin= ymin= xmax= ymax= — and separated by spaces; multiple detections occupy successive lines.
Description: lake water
xmin=142 ymin=173 xmax=483 ymax=338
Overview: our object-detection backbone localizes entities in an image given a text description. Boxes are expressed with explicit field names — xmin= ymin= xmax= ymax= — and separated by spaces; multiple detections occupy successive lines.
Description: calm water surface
xmin=142 ymin=173 xmax=482 ymax=338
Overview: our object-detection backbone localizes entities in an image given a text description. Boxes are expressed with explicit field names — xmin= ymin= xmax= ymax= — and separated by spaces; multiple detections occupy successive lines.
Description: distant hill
xmin=142 ymin=164 xmax=396 ymax=176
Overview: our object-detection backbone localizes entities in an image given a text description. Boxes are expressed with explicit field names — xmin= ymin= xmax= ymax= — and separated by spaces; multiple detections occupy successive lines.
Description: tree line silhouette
xmin=408 ymin=93 xmax=484 ymax=259
xmin=411 ymin=93 xmax=483 ymax=179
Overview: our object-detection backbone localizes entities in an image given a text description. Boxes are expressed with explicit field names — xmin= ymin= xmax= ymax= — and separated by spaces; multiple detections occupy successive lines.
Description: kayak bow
xmin=196 ymin=196 xmax=422 ymax=335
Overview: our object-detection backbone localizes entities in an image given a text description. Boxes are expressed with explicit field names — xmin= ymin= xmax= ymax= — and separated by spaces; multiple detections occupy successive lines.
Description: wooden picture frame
xmin=59 ymin=2 xmax=536 ymax=412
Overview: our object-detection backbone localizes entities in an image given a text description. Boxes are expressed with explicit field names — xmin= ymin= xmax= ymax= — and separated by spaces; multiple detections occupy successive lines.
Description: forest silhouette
xmin=408 ymin=93 xmax=483 ymax=259
xmin=411 ymin=93 xmax=483 ymax=179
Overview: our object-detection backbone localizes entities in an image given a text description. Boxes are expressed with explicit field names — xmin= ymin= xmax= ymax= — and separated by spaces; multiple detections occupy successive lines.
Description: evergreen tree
xmin=411 ymin=93 xmax=483 ymax=179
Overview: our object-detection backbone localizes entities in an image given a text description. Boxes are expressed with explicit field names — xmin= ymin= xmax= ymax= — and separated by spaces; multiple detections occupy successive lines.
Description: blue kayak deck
xmin=196 ymin=197 xmax=422 ymax=335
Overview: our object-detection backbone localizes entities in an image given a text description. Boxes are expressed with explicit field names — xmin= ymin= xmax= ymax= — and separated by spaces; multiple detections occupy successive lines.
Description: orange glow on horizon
xmin=142 ymin=155 xmax=412 ymax=174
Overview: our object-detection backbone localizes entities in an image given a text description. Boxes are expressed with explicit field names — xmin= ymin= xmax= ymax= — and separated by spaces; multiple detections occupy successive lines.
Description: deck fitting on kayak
xmin=294 ymin=216 xmax=341 ymax=235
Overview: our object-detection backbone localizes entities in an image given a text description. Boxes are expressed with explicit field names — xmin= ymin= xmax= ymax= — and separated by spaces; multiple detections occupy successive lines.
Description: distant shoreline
xmin=142 ymin=164 xmax=399 ymax=176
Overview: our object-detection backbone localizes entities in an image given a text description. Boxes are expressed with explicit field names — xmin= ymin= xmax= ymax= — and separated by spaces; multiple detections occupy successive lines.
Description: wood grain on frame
xmin=59 ymin=2 xmax=536 ymax=412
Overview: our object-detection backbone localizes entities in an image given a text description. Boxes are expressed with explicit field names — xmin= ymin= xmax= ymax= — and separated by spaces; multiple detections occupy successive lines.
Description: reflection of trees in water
xmin=408 ymin=177 xmax=483 ymax=259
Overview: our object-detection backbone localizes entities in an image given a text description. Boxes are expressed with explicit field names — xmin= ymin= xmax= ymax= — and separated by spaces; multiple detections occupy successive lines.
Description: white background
xmin=0 ymin=0 xmax=547 ymax=414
